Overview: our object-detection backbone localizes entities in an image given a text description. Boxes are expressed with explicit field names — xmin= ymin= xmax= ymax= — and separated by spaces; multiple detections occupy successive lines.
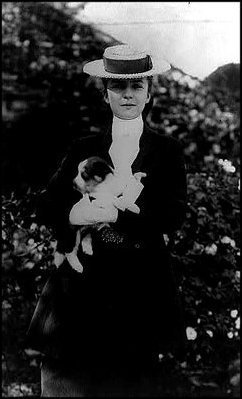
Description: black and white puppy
xmin=54 ymin=156 xmax=114 ymax=273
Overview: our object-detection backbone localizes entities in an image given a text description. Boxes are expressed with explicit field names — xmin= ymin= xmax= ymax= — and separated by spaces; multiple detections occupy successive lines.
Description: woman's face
xmin=104 ymin=78 xmax=150 ymax=120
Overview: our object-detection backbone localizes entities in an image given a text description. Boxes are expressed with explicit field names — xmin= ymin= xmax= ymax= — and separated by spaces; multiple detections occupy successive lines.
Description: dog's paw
xmin=54 ymin=252 xmax=65 ymax=267
xmin=82 ymin=234 xmax=93 ymax=255
xmin=65 ymin=253 xmax=84 ymax=273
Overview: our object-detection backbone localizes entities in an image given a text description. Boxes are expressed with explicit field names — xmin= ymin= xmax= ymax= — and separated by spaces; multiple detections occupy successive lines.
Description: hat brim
xmin=83 ymin=59 xmax=170 ymax=79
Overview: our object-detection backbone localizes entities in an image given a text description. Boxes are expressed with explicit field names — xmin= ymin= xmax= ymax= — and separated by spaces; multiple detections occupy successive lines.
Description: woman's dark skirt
xmin=26 ymin=242 xmax=187 ymax=369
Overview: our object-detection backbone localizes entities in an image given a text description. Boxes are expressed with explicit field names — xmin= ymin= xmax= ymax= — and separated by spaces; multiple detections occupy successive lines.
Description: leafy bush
xmin=149 ymin=71 xmax=240 ymax=172
xmin=2 ymin=190 xmax=56 ymax=296
xmin=168 ymin=157 xmax=240 ymax=391
xmin=2 ymin=2 xmax=119 ymax=194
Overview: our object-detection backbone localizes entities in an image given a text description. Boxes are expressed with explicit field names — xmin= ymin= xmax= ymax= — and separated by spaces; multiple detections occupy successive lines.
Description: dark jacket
xmin=38 ymin=123 xmax=186 ymax=241
xmin=27 ymin=122 xmax=187 ymax=366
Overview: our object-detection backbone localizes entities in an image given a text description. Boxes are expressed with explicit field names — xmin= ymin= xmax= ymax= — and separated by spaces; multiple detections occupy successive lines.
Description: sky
xmin=74 ymin=2 xmax=240 ymax=79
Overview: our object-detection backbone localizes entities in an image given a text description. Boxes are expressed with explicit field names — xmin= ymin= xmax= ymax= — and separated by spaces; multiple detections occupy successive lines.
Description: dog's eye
xmin=93 ymin=175 xmax=103 ymax=183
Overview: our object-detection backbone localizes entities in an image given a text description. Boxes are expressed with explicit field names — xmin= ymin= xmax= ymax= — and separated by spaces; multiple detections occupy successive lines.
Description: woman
xmin=27 ymin=44 xmax=187 ymax=396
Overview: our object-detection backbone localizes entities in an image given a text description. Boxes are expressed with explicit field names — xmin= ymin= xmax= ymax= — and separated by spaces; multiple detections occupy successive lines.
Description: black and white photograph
xmin=2 ymin=2 xmax=240 ymax=397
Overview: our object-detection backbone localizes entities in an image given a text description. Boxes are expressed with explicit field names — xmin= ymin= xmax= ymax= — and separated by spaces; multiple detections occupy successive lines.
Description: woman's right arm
xmin=36 ymin=150 xmax=81 ymax=233
xmin=69 ymin=198 xmax=118 ymax=226
xmin=36 ymin=137 xmax=118 ymax=232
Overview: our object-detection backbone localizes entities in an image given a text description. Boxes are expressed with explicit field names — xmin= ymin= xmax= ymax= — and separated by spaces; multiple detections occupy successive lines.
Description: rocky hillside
xmin=204 ymin=63 xmax=240 ymax=97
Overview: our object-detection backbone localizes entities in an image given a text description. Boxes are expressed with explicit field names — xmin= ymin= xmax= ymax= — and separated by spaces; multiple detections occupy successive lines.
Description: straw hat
xmin=83 ymin=44 xmax=170 ymax=79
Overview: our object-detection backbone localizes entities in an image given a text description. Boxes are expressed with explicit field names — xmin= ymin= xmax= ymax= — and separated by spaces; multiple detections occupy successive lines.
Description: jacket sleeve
xmin=35 ymin=141 xmax=86 ymax=235
xmin=116 ymin=137 xmax=187 ymax=235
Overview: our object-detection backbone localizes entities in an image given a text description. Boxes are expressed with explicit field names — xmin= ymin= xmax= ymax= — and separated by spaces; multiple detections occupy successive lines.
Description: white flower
xmin=227 ymin=332 xmax=233 ymax=339
xmin=205 ymin=244 xmax=217 ymax=256
xmin=206 ymin=330 xmax=213 ymax=338
xmin=221 ymin=236 xmax=231 ymax=244
xmin=36 ymin=244 xmax=44 ymax=252
xmin=223 ymin=112 xmax=233 ymax=119
xmin=197 ymin=318 xmax=201 ymax=324
xmin=29 ymin=61 xmax=38 ymax=70
xmin=24 ymin=261 xmax=35 ymax=270
xmin=198 ymin=207 xmax=207 ymax=212
xmin=189 ymin=109 xmax=199 ymax=118
xmin=30 ymin=223 xmax=38 ymax=231
xmin=187 ymin=79 xmax=199 ymax=89
xmin=2 ymin=300 xmax=12 ymax=310
xmin=193 ymin=242 xmax=204 ymax=253
xmin=180 ymin=361 xmax=187 ymax=369
xmin=163 ymin=234 xmax=169 ymax=245
xmin=59 ymin=60 xmax=67 ymax=68
xmin=50 ymin=240 xmax=57 ymax=249
xmin=173 ymin=71 xmax=183 ymax=81
xmin=13 ymin=239 xmax=19 ymax=250
xmin=72 ymin=33 xmax=80 ymax=42
xmin=225 ymin=164 xmax=235 ymax=173
xmin=235 ymin=317 xmax=240 ymax=329
xmin=218 ymin=159 xmax=236 ymax=173
xmin=231 ymin=310 xmax=238 ymax=318
xmin=186 ymin=327 xmax=197 ymax=340
xmin=221 ymin=236 xmax=236 ymax=248
xmin=235 ymin=271 xmax=240 ymax=279
xmin=158 ymin=353 xmax=164 ymax=361
xmin=208 ymin=311 xmax=213 ymax=316
xmin=40 ymin=55 xmax=48 ymax=66
xmin=36 ymin=253 xmax=42 ymax=261
xmin=159 ymin=87 xmax=167 ymax=94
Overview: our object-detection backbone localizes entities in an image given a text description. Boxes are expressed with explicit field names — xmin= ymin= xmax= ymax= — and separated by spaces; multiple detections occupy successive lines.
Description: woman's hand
xmin=69 ymin=196 xmax=118 ymax=226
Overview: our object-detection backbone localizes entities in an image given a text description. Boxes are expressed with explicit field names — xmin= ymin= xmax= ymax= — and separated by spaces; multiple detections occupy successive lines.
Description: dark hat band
xmin=103 ymin=55 xmax=153 ymax=74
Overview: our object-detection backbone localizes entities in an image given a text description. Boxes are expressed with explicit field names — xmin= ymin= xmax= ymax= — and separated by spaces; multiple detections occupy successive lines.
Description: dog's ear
xmin=77 ymin=159 xmax=88 ymax=179
xmin=78 ymin=159 xmax=88 ymax=171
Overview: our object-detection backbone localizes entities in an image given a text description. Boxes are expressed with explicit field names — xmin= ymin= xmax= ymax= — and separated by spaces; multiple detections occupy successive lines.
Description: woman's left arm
xmin=116 ymin=137 xmax=187 ymax=235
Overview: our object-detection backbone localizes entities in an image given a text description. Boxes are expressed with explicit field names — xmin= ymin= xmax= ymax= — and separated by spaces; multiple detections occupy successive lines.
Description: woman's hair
xmin=101 ymin=76 xmax=153 ymax=95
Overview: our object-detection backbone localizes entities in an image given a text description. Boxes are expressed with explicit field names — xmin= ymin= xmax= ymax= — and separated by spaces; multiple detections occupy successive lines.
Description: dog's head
xmin=73 ymin=156 xmax=113 ymax=194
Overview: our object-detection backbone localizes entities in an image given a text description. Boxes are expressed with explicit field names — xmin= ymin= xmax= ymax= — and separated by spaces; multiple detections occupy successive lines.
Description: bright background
xmin=75 ymin=1 xmax=240 ymax=79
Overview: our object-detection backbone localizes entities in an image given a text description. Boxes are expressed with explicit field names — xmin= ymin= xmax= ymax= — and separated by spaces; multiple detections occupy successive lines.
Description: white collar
xmin=111 ymin=115 xmax=143 ymax=139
